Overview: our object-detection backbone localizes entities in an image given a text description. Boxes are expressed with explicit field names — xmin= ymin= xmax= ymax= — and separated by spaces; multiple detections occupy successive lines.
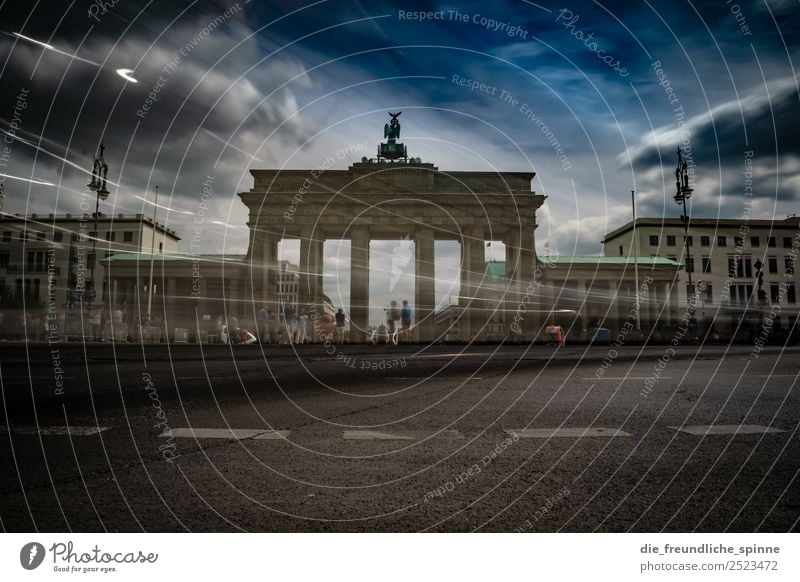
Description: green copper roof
xmin=102 ymin=252 xmax=246 ymax=262
xmin=539 ymin=256 xmax=680 ymax=266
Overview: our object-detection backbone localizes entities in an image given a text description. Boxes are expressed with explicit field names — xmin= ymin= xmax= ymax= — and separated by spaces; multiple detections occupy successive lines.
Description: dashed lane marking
xmin=343 ymin=430 xmax=414 ymax=440
xmin=505 ymin=427 xmax=633 ymax=438
xmin=0 ymin=425 xmax=109 ymax=436
xmin=669 ymin=424 xmax=785 ymax=436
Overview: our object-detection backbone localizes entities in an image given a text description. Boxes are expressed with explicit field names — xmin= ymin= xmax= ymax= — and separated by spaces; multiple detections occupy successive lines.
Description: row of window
xmin=1 ymin=230 xmax=136 ymax=243
xmin=671 ymin=255 xmax=795 ymax=275
xmin=690 ymin=283 xmax=797 ymax=305
xmin=650 ymin=234 xmax=795 ymax=248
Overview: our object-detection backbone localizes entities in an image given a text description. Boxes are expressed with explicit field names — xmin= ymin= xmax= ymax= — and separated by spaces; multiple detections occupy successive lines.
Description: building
xmin=0 ymin=212 xmax=179 ymax=309
xmin=603 ymin=217 xmax=800 ymax=340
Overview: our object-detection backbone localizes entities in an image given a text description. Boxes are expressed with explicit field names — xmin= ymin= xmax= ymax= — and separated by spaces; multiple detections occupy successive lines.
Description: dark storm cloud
xmin=1 ymin=0 xmax=798 ymax=267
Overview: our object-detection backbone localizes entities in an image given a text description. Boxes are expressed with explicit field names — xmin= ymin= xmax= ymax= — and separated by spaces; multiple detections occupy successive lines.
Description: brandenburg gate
xmin=240 ymin=113 xmax=546 ymax=342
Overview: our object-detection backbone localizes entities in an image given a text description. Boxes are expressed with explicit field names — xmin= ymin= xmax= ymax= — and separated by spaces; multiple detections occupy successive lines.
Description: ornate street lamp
xmin=86 ymin=143 xmax=110 ymax=305
xmin=674 ymin=147 xmax=696 ymax=336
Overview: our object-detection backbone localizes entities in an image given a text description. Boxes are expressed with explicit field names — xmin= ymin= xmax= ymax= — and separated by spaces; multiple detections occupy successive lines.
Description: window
xmin=751 ymin=236 xmax=760 ymax=247
xmin=123 ymin=231 xmax=133 ymax=242
xmin=36 ymin=231 xmax=45 ymax=241
xmin=649 ymin=235 xmax=659 ymax=246
xmin=685 ymin=257 xmax=695 ymax=273
xmin=158 ymin=242 xmax=163 ymax=252
xmin=784 ymin=237 xmax=793 ymax=248
xmin=700 ymin=235 xmax=710 ymax=247
xmin=685 ymin=235 xmax=693 ymax=246
xmin=70 ymin=233 xmax=79 ymax=242
xmin=19 ymin=230 xmax=29 ymax=241
xmin=0 ymin=252 xmax=9 ymax=267
xmin=718 ymin=236 xmax=727 ymax=247
xmin=666 ymin=235 xmax=676 ymax=246
xmin=730 ymin=284 xmax=754 ymax=305
xmin=87 ymin=253 xmax=96 ymax=265
xmin=2 ymin=231 xmax=10 ymax=243
xmin=728 ymin=256 xmax=752 ymax=278
xmin=768 ymin=237 xmax=776 ymax=247
xmin=788 ymin=283 xmax=796 ymax=304
xmin=105 ymin=231 xmax=116 ymax=242
xmin=702 ymin=257 xmax=712 ymax=273
xmin=769 ymin=256 xmax=778 ymax=274
xmin=701 ymin=284 xmax=713 ymax=303
xmin=53 ymin=231 xmax=63 ymax=242
xmin=786 ymin=256 xmax=795 ymax=275
xmin=734 ymin=236 xmax=743 ymax=247
xmin=771 ymin=284 xmax=780 ymax=304
xmin=668 ymin=255 xmax=677 ymax=263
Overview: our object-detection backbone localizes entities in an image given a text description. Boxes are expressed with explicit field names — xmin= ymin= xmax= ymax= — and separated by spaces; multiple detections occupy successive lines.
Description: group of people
xmin=247 ymin=304 xmax=349 ymax=345
xmin=374 ymin=299 xmax=412 ymax=345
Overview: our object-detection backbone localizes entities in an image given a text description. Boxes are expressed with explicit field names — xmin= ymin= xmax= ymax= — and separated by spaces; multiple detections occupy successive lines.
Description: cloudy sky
xmin=1 ymin=0 xmax=798 ymax=322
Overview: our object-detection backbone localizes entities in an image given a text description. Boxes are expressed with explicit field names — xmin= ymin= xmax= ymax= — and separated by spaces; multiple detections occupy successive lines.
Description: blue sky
xmin=1 ymin=0 xmax=798 ymax=320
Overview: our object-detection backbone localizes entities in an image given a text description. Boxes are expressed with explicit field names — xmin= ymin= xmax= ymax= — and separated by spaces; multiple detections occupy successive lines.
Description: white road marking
xmin=582 ymin=377 xmax=671 ymax=380
xmin=386 ymin=377 xmax=483 ymax=381
xmin=165 ymin=428 xmax=284 ymax=439
xmin=343 ymin=430 xmax=414 ymax=440
xmin=0 ymin=425 xmax=109 ymax=436
xmin=670 ymin=424 xmax=785 ymax=435
xmin=252 ymin=430 xmax=290 ymax=440
xmin=505 ymin=427 xmax=633 ymax=438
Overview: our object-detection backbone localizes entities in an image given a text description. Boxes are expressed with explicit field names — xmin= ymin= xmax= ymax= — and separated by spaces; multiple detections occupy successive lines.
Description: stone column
xmin=261 ymin=233 xmax=279 ymax=311
xmin=299 ymin=230 xmax=323 ymax=310
xmin=460 ymin=226 xmax=484 ymax=342
xmin=518 ymin=229 xmax=537 ymax=341
xmin=505 ymin=231 xmax=521 ymax=339
xmin=576 ymin=279 xmax=588 ymax=341
xmin=349 ymin=227 xmax=370 ymax=343
xmin=414 ymin=228 xmax=436 ymax=343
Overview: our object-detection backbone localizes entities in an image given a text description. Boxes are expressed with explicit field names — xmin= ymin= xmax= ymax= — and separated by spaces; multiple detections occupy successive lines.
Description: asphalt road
xmin=0 ymin=342 xmax=798 ymax=532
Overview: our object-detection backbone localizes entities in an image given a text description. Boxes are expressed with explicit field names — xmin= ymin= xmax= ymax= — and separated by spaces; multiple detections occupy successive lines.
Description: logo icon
xmin=20 ymin=542 xmax=45 ymax=570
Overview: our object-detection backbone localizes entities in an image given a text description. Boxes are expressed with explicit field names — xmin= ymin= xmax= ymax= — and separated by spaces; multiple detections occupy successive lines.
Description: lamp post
xmin=146 ymin=185 xmax=159 ymax=324
xmin=674 ymin=147 xmax=696 ymax=336
xmin=86 ymin=143 xmax=110 ymax=306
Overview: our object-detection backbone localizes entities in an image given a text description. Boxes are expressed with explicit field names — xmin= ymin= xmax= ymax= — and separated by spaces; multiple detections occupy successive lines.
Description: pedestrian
xmin=386 ymin=300 xmax=400 ymax=345
xmin=257 ymin=305 xmax=269 ymax=343
xmin=335 ymin=308 xmax=346 ymax=344
xmin=401 ymin=300 xmax=412 ymax=343
xmin=296 ymin=309 xmax=309 ymax=344
xmin=283 ymin=303 xmax=296 ymax=344
xmin=267 ymin=310 xmax=278 ymax=344
xmin=228 ymin=313 xmax=240 ymax=345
